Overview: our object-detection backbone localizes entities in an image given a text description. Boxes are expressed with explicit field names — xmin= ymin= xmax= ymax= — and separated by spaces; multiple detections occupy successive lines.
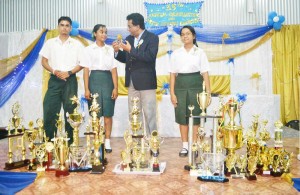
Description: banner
xmin=145 ymin=1 xmax=204 ymax=27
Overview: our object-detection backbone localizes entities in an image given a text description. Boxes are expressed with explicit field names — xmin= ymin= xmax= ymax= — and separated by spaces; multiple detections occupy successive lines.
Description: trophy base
xmin=55 ymin=169 xmax=70 ymax=177
xmin=132 ymin=135 xmax=144 ymax=139
xmin=69 ymin=167 xmax=92 ymax=172
xmin=231 ymin=174 xmax=245 ymax=179
xmin=271 ymin=171 xmax=283 ymax=177
xmin=245 ymin=173 xmax=257 ymax=180
xmin=91 ymin=164 xmax=105 ymax=174
xmin=37 ymin=167 xmax=46 ymax=172
xmin=120 ymin=163 xmax=127 ymax=171
xmin=152 ymin=164 xmax=160 ymax=172
xmin=197 ymin=176 xmax=229 ymax=183
xmin=4 ymin=159 xmax=30 ymax=170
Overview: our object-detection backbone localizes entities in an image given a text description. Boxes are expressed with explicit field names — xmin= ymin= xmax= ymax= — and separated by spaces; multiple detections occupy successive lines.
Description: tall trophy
xmin=222 ymin=97 xmax=244 ymax=176
xmin=274 ymin=120 xmax=283 ymax=148
xmin=24 ymin=121 xmax=38 ymax=170
xmin=121 ymin=129 xmax=133 ymax=172
xmin=52 ymin=114 xmax=70 ymax=177
xmin=130 ymin=97 xmax=143 ymax=137
xmin=67 ymin=95 xmax=85 ymax=147
xmin=5 ymin=102 xmax=29 ymax=170
xmin=149 ymin=130 xmax=164 ymax=172
xmin=246 ymin=135 xmax=259 ymax=180
xmin=89 ymin=93 xmax=105 ymax=174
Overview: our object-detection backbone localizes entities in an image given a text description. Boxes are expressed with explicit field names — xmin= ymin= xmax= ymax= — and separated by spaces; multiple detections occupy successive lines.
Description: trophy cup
xmin=222 ymin=97 xmax=244 ymax=176
xmin=67 ymin=95 xmax=85 ymax=147
xmin=269 ymin=148 xmax=283 ymax=177
xmin=24 ymin=121 xmax=38 ymax=170
xmin=274 ymin=120 xmax=283 ymax=148
xmin=149 ymin=130 xmax=164 ymax=172
xmin=121 ymin=129 xmax=133 ymax=172
xmin=197 ymin=81 xmax=211 ymax=116
xmin=259 ymin=120 xmax=270 ymax=145
xmin=245 ymin=136 xmax=259 ymax=180
xmin=130 ymin=97 xmax=143 ymax=137
xmin=53 ymin=135 xmax=70 ymax=177
xmin=10 ymin=102 xmax=22 ymax=135
xmin=116 ymin=34 xmax=124 ymax=51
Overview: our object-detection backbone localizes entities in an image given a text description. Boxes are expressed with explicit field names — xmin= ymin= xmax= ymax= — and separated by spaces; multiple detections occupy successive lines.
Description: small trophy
xmin=121 ymin=129 xmax=133 ymax=172
xmin=116 ymin=34 xmax=124 ymax=51
xmin=274 ymin=120 xmax=283 ymax=148
xmin=24 ymin=121 xmax=38 ymax=170
xmin=149 ymin=130 xmax=164 ymax=172
xmin=66 ymin=95 xmax=85 ymax=147
xmin=245 ymin=137 xmax=259 ymax=180
xmin=36 ymin=118 xmax=45 ymax=144
xmin=35 ymin=143 xmax=46 ymax=172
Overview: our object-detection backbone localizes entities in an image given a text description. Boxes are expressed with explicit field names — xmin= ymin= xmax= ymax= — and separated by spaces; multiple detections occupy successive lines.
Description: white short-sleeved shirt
xmin=39 ymin=36 xmax=83 ymax=71
xmin=80 ymin=43 xmax=117 ymax=71
xmin=169 ymin=45 xmax=210 ymax=74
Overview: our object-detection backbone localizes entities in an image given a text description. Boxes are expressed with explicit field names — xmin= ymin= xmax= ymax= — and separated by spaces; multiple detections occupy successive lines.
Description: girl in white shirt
xmin=81 ymin=24 xmax=118 ymax=153
xmin=170 ymin=25 xmax=211 ymax=157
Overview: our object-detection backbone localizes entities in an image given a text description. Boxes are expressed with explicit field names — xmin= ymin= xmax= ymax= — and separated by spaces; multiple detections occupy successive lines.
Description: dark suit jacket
xmin=115 ymin=30 xmax=159 ymax=90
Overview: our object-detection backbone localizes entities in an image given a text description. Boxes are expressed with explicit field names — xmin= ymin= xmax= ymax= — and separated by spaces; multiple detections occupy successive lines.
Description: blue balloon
xmin=267 ymin=19 xmax=274 ymax=26
xmin=268 ymin=11 xmax=277 ymax=19
xmin=279 ymin=15 xmax=285 ymax=23
xmin=70 ymin=28 xmax=79 ymax=36
xmin=273 ymin=22 xmax=282 ymax=31
xmin=72 ymin=21 xmax=79 ymax=28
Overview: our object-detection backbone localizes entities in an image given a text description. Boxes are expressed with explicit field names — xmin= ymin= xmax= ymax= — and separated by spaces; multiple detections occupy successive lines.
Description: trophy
xmin=89 ymin=93 xmax=105 ymax=174
xmin=10 ymin=102 xmax=22 ymax=135
xmin=35 ymin=143 xmax=46 ymax=172
xmin=130 ymin=97 xmax=143 ymax=137
xmin=67 ymin=95 xmax=85 ymax=147
xmin=45 ymin=139 xmax=55 ymax=171
xmin=121 ymin=129 xmax=133 ymax=171
xmin=259 ymin=120 xmax=270 ymax=145
xmin=245 ymin=136 xmax=259 ymax=180
xmin=53 ymin=135 xmax=70 ymax=177
xmin=116 ymin=34 xmax=124 ymax=51
xmin=149 ymin=130 xmax=164 ymax=172
xmin=274 ymin=120 xmax=283 ymax=148
xmin=252 ymin=115 xmax=260 ymax=135
xmin=36 ymin=118 xmax=45 ymax=144
xmin=196 ymin=81 xmax=211 ymax=116
xmin=222 ymin=97 xmax=244 ymax=176
xmin=24 ymin=121 xmax=38 ymax=170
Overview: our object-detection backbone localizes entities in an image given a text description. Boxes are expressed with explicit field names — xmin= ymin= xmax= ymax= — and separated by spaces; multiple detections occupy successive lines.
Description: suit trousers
xmin=43 ymin=74 xmax=77 ymax=145
xmin=128 ymin=80 xmax=157 ymax=136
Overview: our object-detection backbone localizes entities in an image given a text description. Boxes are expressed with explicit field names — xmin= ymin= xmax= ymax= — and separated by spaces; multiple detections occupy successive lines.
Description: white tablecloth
xmin=80 ymin=95 xmax=280 ymax=138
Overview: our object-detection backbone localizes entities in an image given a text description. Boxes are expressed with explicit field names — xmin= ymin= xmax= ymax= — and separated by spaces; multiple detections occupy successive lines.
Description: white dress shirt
xmin=39 ymin=36 xmax=83 ymax=71
xmin=80 ymin=43 xmax=117 ymax=71
xmin=170 ymin=45 xmax=210 ymax=74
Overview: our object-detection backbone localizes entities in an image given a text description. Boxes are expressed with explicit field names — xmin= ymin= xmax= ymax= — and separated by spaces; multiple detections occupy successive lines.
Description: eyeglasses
xmin=128 ymin=25 xmax=137 ymax=29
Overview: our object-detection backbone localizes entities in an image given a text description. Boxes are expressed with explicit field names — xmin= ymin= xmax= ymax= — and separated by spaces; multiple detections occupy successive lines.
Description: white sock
xmin=105 ymin=139 xmax=111 ymax=149
xmin=182 ymin=142 xmax=188 ymax=150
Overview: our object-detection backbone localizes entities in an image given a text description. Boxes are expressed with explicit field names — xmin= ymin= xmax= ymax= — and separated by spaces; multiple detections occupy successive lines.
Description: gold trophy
xmin=5 ymin=103 xmax=29 ymax=170
xmin=274 ymin=120 xmax=283 ymax=148
xmin=196 ymin=81 xmax=211 ymax=116
xmin=116 ymin=34 xmax=124 ymax=51
xmin=24 ymin=121 xmax=38 ymax=170
xmin=66 ymin=95 xmax=85 ymax=147
xmin=35 ymin=143 xmax=46 ymax=172
xmin=36 ymin=118 xmax=45 ymax=144
xmin=130 ymin=97 xmax=143 ymax=137
xmin=246 ymin=136 xmax=259 ymax=180
xmin=259 ymin=120 xmax=270 ymax=145
xmin=52 ymin=114 xmax=70 ymax=177
xmin=149 ymin=130 xmax=163 ymax=172
xmin=222 ymin=97 xmax=244 ymax=176
xmin=89 ymin=93 xmax=105 ymax=174
xmin=121 ymin=129 xmax=133 ymax=172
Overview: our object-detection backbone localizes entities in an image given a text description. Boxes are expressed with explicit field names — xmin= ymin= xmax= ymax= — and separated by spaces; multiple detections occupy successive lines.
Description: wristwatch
xmin=68 ymin=71 xmax=73 ymax=76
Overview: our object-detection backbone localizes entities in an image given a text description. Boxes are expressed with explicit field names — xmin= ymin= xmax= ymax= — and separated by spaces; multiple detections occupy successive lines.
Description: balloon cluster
xmin=267 ymin=11 xmax=285 ymax=31
xmin=70 ymin=21 xmax=80 ymax=36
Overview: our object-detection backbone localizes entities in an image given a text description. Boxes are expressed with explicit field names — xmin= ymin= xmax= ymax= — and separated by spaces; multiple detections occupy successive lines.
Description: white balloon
xmin=273 ymin=16 xmax=279 ymax=22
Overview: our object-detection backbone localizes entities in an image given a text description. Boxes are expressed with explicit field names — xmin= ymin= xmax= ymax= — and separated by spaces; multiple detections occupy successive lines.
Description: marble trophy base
xmin=55 ymin=169 xmax=70 ymax=177
xmin=245 ymin=172 xmax=257 ymax=180
xmin=91 ymin=164 xmax=105 ymax=174
xmin=4 ymin=159 xmax=30 ymax=170
xmin=197 ymin=176 xmax=229 ymax=183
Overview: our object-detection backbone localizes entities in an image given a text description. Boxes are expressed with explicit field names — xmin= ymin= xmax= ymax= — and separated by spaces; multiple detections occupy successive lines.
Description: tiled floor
xmin=1 ymin=136 xmax=300 ymax=195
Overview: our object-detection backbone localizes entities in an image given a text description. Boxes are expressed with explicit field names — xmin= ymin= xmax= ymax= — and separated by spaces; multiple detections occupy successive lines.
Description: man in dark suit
xmin=112 ymin=13 xmax=159 ymax=135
